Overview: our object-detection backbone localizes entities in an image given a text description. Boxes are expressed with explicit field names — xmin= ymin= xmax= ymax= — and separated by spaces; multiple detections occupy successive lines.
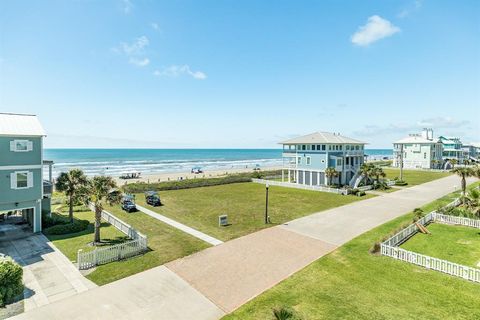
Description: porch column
xmin=317 ymin=171 xmax=320 ymax=185
xmin=310 ymin=171 xmax=313 ymax=186
xmin=288 ymin=169 xmax=291 ymax=183
xmin=296 ymin=170 xmax=299 ymax=183
xmin=302 ymin=171 xmax=306 ymax=185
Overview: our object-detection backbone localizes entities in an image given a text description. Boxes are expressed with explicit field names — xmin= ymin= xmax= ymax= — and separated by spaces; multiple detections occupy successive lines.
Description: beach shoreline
xmin=114 ymin=166 xmax=282 ymax=185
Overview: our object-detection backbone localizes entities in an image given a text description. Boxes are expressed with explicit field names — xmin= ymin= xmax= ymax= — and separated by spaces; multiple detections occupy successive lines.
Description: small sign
xmin=219 ymin=215 xmax=228 ymax=226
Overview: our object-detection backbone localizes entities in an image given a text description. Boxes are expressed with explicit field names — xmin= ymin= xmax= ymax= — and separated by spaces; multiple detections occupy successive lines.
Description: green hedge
xmin=395 ymin=180 xmax=408 ymax=186
xmin=122 ymin=170 xmax=281 ymax=194
xmin=43 ymin=219 xmax=90 ymax=235
xmin=0 ymin=256 xmax=23 ymax=306
xmin=42 ymin=213 xmax=70 ymax=229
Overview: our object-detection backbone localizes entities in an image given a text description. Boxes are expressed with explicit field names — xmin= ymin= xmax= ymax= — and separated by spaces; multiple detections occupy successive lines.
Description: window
xmin=337 ymin=159 xmax=342 ymax=166
xmin=307 ymin=145 xmax=311 ymax=150
xmin=346 ymin=145 xmax=350 ymax=150
xmin=322 ymin=145 xmax=326 ymax=151
xmin=297 ymin=157 xmax=301 ymax=165
xmin=316 ymin=145 xmax=321 ymax=150
xmin=302 ymin=145 xmax=306 ymax=150
xmin=10 ymin=171 xmax=33 ymax=189
xmin=339 ymin=145 xmax=343 ymax=150
xmin=424 ymin=152 xmax=427 ymax=159
xmin=306 ymin=157 xmax=311 ymax=165
xmin=10 ymin=140 xmax=33 ymax=152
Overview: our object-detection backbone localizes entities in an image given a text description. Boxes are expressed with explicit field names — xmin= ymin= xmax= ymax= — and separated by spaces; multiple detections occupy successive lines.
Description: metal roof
xmin=0 ymin=113 xmax=46 ymax=136
xmin=280 ymin=132 xmax=366 ymax=144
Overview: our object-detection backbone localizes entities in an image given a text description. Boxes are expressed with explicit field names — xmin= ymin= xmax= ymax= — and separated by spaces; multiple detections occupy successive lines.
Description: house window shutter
xmin=10 ymin=141 xmax=15 ymax=151
xmin=27 ymin=172 xmax=34 ymax=188
xmin=10 ymin=173 xmax=17 ymax=189
xmin=27 ymin=141 xmax=33 ymax=151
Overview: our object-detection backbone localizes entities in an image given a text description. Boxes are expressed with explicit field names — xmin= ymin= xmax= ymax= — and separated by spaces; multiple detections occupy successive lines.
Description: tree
xmin=451 ymin=167 xmax=474 ymax=200
xmin=86 ymin=176 xmax=122 ymax=244
xmin=370 ymin=166 xmax=386 ymax=187
xmin=449 ymin=158 xmax=458 ymax=169
xmin=325 ymin=167 xmax=339 ymax=186
xmin=359 ymin=163 xmax=374 ymax=186
xmin=55 ymin=169 xmax=89 ymax=223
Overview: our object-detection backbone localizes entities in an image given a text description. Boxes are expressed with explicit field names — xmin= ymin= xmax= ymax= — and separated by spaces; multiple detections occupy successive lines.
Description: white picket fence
xmin=381 ymin=200 xmax=480 ymax=283
xmin=251 ymin=179 xmax=346 ymax=195
xmin=78 ymin=206 xmax=148 ymax=270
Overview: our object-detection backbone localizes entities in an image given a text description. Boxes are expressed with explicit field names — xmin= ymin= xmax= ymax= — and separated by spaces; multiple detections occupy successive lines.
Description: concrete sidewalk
xmin=12 ymin=175 xmax=473 ymax=320
xmin=136 ymin=204 xmax=223 ymax=246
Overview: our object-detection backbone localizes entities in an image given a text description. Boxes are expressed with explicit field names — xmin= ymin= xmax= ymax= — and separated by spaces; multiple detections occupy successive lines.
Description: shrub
xmin=395 ymin=180 xmax=408 ymax=186
xmin=369 ymin=242 xmax=381 ymax=254
xmin=43 ymin=219 xmax=89 ymax=235
xmin=122 ymin=170 xmax=282 ymax=193
xmin=357 ymin=191 xmax=366 ymax=197
xmin=272 ymin=306 xmax=300 ymax=320
xmin=42 ymin=213 xmax=70 ymax=229
xmin=413 ymin=208 xmax=424 ymax=221
xmin=0 ymin=256 xmax=23 ymax=306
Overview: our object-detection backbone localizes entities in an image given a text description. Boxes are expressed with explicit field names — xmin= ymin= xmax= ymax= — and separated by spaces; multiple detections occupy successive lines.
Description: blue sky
xmin=0 ymin=0 xmax=478 ymax=148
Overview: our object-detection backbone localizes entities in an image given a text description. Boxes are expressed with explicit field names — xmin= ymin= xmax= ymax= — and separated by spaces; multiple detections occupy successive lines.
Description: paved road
xmin=11 ymin=175 xmax=474 ymax=320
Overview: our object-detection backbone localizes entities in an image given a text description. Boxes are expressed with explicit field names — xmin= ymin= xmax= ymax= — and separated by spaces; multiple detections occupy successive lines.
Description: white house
xmin=393 ymin=128 xmax=443 ymax=169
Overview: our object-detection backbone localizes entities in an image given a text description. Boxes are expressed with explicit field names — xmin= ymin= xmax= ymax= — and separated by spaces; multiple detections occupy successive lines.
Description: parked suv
xmin=121 ymin=195 xmax=137 ymax=212
xmin=145 ymin=191 xmax=162 ymax=206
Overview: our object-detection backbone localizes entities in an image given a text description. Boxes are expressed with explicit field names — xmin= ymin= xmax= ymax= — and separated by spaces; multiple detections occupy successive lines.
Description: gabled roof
xmin=280 ymin=132 xmax=366 ymax=144
xmin=0 ymin=113 xmax=46 ymax=136
xmin=394 ymin=135 xmax=440 ymax=144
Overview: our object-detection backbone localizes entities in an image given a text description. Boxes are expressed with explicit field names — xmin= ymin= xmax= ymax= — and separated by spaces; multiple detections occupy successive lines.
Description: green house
xmin=0 ymin=113 xmax=52 ymax=232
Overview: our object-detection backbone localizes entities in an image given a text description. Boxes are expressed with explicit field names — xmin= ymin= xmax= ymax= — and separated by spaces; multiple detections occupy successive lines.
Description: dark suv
xmin=121 ymin=195 xmax=137 ymax=212
xmin=145 ymin=191 xmax=162 ymax=206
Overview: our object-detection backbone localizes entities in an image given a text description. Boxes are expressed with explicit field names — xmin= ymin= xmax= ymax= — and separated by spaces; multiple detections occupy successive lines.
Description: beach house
xmin=393 ymin=128 xmax=443 ymax=169
xmin=0 ymin=113 xmax=52 ymax=232
xmin=280 ymin=132 xmax=366 ymax=186
xmin=438 ymin=135 xmax=465 ymax=165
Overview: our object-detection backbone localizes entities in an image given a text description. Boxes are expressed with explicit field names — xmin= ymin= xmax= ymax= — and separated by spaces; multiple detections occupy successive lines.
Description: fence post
xmin=94 ymin=249 xmax=98 ymax=266
xmin=77 ymin=249 xmax=83 ymax=270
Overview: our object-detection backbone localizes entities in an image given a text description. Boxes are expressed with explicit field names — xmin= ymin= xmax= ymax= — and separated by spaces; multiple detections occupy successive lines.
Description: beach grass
xmin=383 ymin=168 xmax=451 ymax=186
xmin=401 ymin=223 xmax=480 ymax=268
xmin=131 ymin=182 xmax=375 ymax=241
xmin=222 ymin=182 xmax=480 ymax=320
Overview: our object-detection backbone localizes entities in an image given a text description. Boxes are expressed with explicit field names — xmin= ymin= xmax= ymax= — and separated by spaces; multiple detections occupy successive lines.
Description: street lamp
xmin=265 ymin=183 xmax=269 ymax=224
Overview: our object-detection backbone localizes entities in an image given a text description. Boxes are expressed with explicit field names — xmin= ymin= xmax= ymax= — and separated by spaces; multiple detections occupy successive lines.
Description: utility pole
xmin=265 ymin=183 xmax=269 ymax=224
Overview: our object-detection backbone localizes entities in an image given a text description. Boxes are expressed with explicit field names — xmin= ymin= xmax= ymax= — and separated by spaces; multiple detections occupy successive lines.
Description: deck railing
xmin=251 ymin=179 xmax=347 ymax=195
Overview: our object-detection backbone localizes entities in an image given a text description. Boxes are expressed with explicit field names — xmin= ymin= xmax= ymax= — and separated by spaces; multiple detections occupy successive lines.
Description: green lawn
xmin=383 ymin=168 xmax=451 ymax=186
xmin=223 ymin=182 xmax=480 ymax=320
xmin=133 ymin=182 xmax=374 ymax=241
xmin=46 ymin=204 xmax=209 ymax=286
xmin=401 ymin=223 xmax=480 ymax=268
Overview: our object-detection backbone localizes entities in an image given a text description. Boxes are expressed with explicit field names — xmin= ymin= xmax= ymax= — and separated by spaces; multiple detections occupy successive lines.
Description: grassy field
xmin=46 ymin=204 xmax=209 ymax=285
xmin=383 ymin=168 xmax=451 ymax=186
xmin=223 ymin=182 xmax=480 ymax=320
xmin=132 ymin=182 xmax=374 ymax=241
xmin=401 ymin=223 xmax=480 ymax=268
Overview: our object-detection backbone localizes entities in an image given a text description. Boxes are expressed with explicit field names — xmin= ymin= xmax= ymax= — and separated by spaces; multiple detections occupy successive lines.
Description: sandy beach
xmin=115 ymin=166 xmax=282 ymax=185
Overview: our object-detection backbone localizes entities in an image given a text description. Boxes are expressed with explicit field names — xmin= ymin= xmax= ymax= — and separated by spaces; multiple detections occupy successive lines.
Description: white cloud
xmin=417 ymin=117 xmax=469 ymax=129
xmin=351 ymin=15 xmax=400 ymax=46
xmin=151 ymin=22 xmax=160 ymax=31
xmin=154 ymin=65 xmax=207 ymax=80
xmin=122 ymin=0 xmax=133 ymax=14
xmin=398 ymin=0 xmax=423 ymax=18
xmin=113 ymin=36 xmax=150 ymax=67
xmin=129 ymin=58 xmax=150 ymax=67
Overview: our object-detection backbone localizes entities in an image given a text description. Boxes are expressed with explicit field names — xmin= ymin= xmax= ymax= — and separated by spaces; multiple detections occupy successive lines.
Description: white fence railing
xmin=78 ymin=206 xmax=148 ymax=270
xmin=381 ymin=200 xmax=480 ymax=283
xmin=251 ymin=179 xmax=347 ymax=195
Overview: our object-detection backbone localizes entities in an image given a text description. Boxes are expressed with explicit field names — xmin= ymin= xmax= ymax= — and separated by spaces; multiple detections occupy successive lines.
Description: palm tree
xmin=370 ymin=166 xmax=386 ymax=187
xmin=86 ymin=176 xmax=122 ymax=244
xmin=325 ymin=167 xmax=339 ymax=186
xmin=359 ymin=163 xmax=374 ymax=186
xmin=55 ymin=169 xmax=89 ymax=223
xmin=449 ymin=158 xmax=458 ymax=169
xmin=451 ymin=167 xmax=474 ymax=200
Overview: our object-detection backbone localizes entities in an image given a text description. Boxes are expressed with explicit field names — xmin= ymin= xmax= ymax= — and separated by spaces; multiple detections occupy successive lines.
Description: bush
xmin=357 ymin=191 xmax=366 ymax=196
xmin=0 ymin=256 xmax=23 ymax=306
xmin=122 ymin=170 xmax=282 ymax=193
xmin=42 ymin=213 xmax=70 ymax=229
xmin=395 ymin=180 xmax=408 ymax=186
xmin=43 ymin=219 xmax=89 ymax=235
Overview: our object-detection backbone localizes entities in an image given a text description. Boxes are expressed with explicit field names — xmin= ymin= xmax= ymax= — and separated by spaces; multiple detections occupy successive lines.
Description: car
xmin=121 ymin=195 xmax=137 ymax=212
xmin=145 ymin=191 xmax=162 ymax=206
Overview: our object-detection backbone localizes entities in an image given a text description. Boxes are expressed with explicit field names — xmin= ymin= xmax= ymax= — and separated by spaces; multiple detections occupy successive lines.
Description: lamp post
xmin=265 ymin=183 xmax=269 ymax=224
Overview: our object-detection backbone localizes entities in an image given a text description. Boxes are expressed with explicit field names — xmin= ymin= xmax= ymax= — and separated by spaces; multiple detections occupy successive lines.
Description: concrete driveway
xmin=0 ymin=222 xmax=96 ymax=314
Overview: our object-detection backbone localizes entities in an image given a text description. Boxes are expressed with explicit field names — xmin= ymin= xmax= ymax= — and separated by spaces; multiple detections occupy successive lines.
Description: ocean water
xmin=44 ymin=148 xmax=393 ymax=177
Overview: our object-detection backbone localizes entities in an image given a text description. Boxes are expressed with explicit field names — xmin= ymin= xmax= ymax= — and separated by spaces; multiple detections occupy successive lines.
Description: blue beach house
xmin=0 ymin=113 xmax=53 ymax=232
xmin=280 ymin=132 xmax=366 ymax=186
